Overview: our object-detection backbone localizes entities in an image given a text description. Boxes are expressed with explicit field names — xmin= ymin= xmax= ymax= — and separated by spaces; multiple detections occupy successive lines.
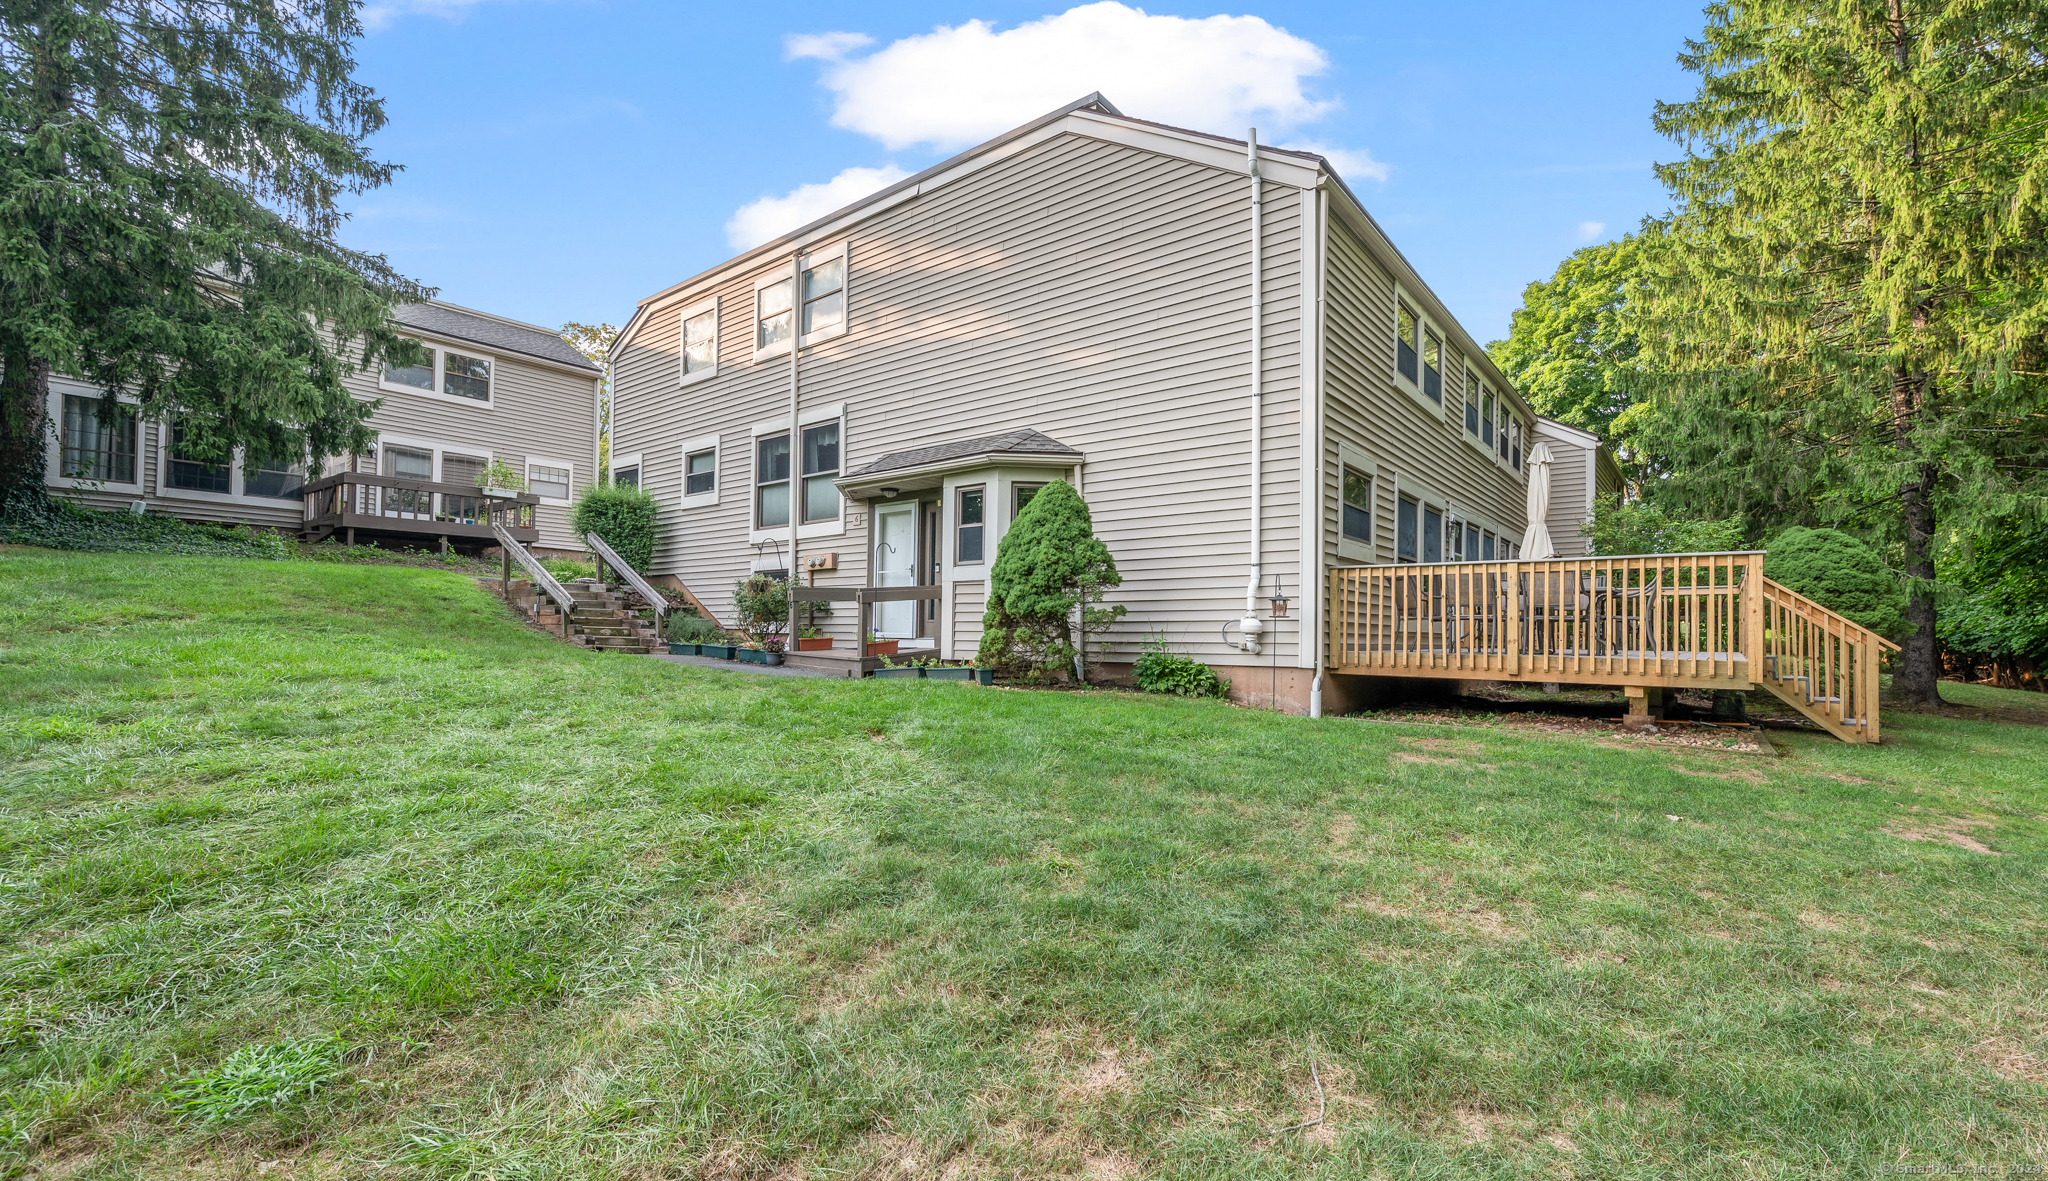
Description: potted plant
xmin=666 ymin=607 xmax=721 ymax=656
xmin=864 ymin=630 xmax=899 ymax=657
xmin=870 ymin=654 xmax=922 ymax=680
xmin=697 ymin=631 xmax=740 ymax=660
xmin=923 ymin=660 xmax=976 ymax=682
xmin=795 ymin=626 xmax=833 ymax=652
xmin=735 ymin=637 xmax=785 ymax=666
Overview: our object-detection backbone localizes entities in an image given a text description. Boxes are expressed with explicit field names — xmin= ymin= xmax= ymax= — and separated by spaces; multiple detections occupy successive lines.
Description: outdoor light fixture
xmin=879 ymin=487 xmax=900 ymax=498
xmin=1268 ymin=575 xmax=1289 ymax=618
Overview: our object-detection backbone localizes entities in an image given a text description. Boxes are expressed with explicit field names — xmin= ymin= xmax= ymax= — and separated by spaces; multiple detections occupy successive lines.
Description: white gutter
xmin=1307 ymin=180 xmax=1328 ymax=718
xmin=1238 ymin=128 xmax=1266 ymax=656
xmin=787 ymin=248 xmax=802 ymax=637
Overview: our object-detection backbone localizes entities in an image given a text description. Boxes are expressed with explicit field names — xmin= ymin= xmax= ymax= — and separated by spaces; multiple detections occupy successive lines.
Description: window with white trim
xmin=167 ymin=422 xmax=231 ymax=493
xmin=1396 ymin=299 xmax=1419 ymax=386
xmin=59 ymin=395 xmax=136 ymax=483
xmin=800 ymin=421 xmax=840 ymax=524
xmin=755 ymin=433 xmax=790 ymax=528
xmin=442 ymin=353 xmax=490 ymax=402
xmin=1422 ymin=329 xmax=1443 ymax=405
xmin=956 ymin=486 xmax=986 ymax=563
xmin=1397 ymin=494 xmax=1419 ymax=562
xmin=383 ymin=349 xmax=435 ymax=392
xmin=529 ymin=463 xmax=571 ymax=500
xmin=382 ymin=340 xmax=493 ymax=405
xmin=244 ymin=443 xmax=305 ymax=500
xmin=1511 ymin=418 xmax=1524 ymax=472
xmin=1496 ymin=399 xmax=1511 ymax=462
xmin=684 ymin=449 xmax=715 ymax=497
xmin=757 ymin=278 xmax=793 ymax=352
xmin=1464 ymin=370 xmax=1481 ymax=436
xmin=1423 ymin=502 xmax=1443 ymax=561
xmin=802 ymin=253 xmax=845 ymax=336
xmin=681 ymin=300 xmax=718 ymax=381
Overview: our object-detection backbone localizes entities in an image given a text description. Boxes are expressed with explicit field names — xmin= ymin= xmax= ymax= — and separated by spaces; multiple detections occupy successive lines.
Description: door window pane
xmin=1482 ymin=532 xmax=1496 ymax=560
xmin=60 ymin=395 xmax=136 ymax=483
xmin=1397 ymin=496 xmax=1418 ymax=562
xmin=684 ymin=449 xmax=715 ymax=496
xmin=957 ymin=487 xmax=985 ymax=563
xmin=443 ymin=353 xmax=490 ymax=401
xmin=683 ymin=309 xmax=717 ymax=374
xmin=1423 ymin=506 xmax=1443 ymax=562
xmin=383 ymin=445 xmax=433 ymax=481
xmin=1341 ymin=466 xmax=1371 ymax=544
xmin=756 ymin=433 xmax=790 ymax=528
xmin=530 ymin=464 xmax=571 ymax=500
xmin=441 ymin=453 xmax=486 ymax=489
xmin=167 ymin=423 xmax=231 ymax=493
xmin=757 ymin=279 xmax=793 ymax=349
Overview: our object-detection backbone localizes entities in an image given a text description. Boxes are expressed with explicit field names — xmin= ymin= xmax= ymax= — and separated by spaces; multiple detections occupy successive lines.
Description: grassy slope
xmin=1 ymin=549 xmax=2043 ymax=1180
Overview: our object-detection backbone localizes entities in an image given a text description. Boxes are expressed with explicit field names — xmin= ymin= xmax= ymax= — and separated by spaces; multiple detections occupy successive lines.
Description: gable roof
xmin=846 ymin=428 xmax=1083 ymax=479
xmin=392 ymin=301 xmax=600 ymax=373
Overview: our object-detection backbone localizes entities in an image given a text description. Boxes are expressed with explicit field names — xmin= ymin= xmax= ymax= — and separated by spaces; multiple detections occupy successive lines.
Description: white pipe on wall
xmin=1240 ymin=128 xmax=1265 ymax=656
xmin=787 ymin=247 xmax=802 ymax=639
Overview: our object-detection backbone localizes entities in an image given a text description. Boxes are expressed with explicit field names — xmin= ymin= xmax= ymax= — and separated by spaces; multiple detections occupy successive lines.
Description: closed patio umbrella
xmin=1519 ymin=441 xmax=1556 ymax=559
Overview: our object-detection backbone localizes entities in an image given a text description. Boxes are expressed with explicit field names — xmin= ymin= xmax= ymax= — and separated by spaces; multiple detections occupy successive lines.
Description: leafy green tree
xmin=0 ymin=0 xmax=428 ymax=505
xmin=1583 ymin=494 xmax=1744 ymax=557
xmin=560 ymin=321 xmax=616 ymax=481
xmin=1764 ymin=526 xmax=1908 ymax=640
xmin=977 ymin=480 xmax=1125 ymax=680
xmin=1937 ymin=518 xmax=2048 ymax=686
xmin=1489 ymin=235 xmax=1652 ymax=480
xmin=1639 ymin=0 xmax=2048 ymax=705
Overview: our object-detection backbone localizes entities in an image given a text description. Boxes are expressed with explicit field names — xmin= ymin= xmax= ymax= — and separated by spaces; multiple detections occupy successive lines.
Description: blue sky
xmin=341 ymin=0 xmax=1705 ymax=345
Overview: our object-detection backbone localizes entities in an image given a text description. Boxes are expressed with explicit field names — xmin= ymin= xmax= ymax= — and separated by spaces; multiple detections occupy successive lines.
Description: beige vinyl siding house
xmin=609 ymin=95 xmax=1542 ymax=711
xmin=45 ymin=300 xmax=601 ymax=554
xmin=1534 ymin=417 xmax=1626 ymax=558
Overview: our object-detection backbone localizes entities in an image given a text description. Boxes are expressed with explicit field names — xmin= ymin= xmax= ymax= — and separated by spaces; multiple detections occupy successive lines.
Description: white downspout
xmin=787 ymin=248 xmax=802 ymax=641
xmin=1240 ymin=128 xmax=1265 ymax=656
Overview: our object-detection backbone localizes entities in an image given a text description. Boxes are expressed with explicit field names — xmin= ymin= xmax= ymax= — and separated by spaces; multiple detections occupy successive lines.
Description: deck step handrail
xmin=492 ymin=520 xmax=574 ymax=637
xmin=1328 ymin=553 xmax=1891 ymax=743
xmin=583 ymin=532 xmax=668 ymax=624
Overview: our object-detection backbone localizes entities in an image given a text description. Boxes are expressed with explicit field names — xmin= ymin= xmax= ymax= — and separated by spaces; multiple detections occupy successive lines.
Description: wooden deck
xmin=301 ymin=472 xmax=538 ymax=547
xmin=1329 ymin=553 xmax=1897 ymax=743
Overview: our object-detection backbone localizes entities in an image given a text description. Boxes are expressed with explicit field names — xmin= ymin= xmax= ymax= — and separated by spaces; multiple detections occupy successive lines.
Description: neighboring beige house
xmin=608 ymin=94 xmax=1548 ymax=711
xmin=44 ymin=299 xmax=602 ymax=554
xmin=1533 ymin=418 xmax=1625 ymax=559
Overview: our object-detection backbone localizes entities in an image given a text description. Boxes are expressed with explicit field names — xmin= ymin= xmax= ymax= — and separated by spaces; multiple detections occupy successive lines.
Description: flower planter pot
xmin=796 ymin=637 xmax=835 ymax=651
xmin=698 ymin=644 xmax=737 ymax=660
xmin=735 ymin=648 xmax=783 ymax=666
xmin=865 ymin=640 xmax=900 ymax=657
xmin=871 ymin=667 xmax=923 ymax=680
xmin=923 ymin=667 xmax=974 ymax=682
xmin=668 ymin=642 xmax=700 ymax=656
xmin=975 ymin=668 xmax=994 ymax=685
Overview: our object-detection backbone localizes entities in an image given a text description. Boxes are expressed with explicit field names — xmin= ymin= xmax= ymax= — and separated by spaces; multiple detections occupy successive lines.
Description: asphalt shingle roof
xmin=392 ymin=303 xmax=600 ymax=372
xmin=846 ymin=428 xmax=1082 ymax=478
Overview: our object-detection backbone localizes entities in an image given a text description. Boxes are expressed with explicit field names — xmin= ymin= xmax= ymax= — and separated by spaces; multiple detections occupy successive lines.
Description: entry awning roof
xmin=837 ymin=428 xmax=1083 ymax=498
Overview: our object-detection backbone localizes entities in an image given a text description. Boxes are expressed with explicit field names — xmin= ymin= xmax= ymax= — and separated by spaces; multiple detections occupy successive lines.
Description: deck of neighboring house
xmin=299 ymin=471 xmax=539 ymax=551
xmin=1329 ymin=552 xmax=1896 ymax=742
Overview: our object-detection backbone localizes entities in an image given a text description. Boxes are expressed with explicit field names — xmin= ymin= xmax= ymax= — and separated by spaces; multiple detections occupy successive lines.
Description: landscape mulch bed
xmin=1359 ymin=701 xmax=1771 ymax=752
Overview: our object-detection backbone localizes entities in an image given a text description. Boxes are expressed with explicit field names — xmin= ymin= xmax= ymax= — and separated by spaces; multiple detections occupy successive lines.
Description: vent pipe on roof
xmin=1239 ymin=128 xmax=1265 ymax=656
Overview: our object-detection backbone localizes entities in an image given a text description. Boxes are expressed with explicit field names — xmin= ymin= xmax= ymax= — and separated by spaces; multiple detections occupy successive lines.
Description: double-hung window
xmin=682 ymin=301 xmax=718 ymax=379
xmin=801 ymin=422 xmax=839 ymax=523
xmin=956 ymin=487 xmax=985 ymax=563
xmin=167 ymin=422 xmax=231 ymax=493
xmin=1422 ymin=330 xmax=1443 ymax=404
xmin=1464 ymin=371 xmax=1481 ymax=436
xmin=1396 ymin=300 xmax=1419 ymax=385
xmin=244 ymin=445 xmax=305 ymax=500
xmin=755 ymin=433 xmax=791 ymax=528
xmin=529 ymin=464 xmax=571 ymax=501
xmin=684 ymin=449 xmax=715 ymax=497
xmin=756 ymin=246 xmax=849 ymax=358
xmin=1511 ymin=419 xmax=1523 ymax=471
xmin=1341 ymin=466 xmax=1372 ymax=546
xmin=1496 ymin=401 xmax=1511 ymax=462
xmin=60 ymin=395 xmax=136 ymax=484
xmin=802 ymin=254 xmax=845 ymax=336
xmin=757 ymin=280 xmax=794 ymax=352
xmin=1396 ymin=495 xmax=1420 ymax=562
xmin=1482 ymin=392 xmax=1496 ymax=447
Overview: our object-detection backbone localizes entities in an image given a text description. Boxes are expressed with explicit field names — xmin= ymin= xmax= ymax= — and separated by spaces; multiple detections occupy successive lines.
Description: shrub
xmin=1938 ymin=518 xmax=2048 ymax=666
xmin=539 ymin=557 xmax=596 ymax=582
xmin=1764 ymin=526 xmax=1906 ymax=639
xmin=977 ymin=480 xmax=1126 ymax=680
xmin=1133 ymin=646 xmax=1228 ymax=699
xmin=569 ymin=484 xmax=656 ymax=573
xmin=1 ymin=495 xmax=295 ymax=559
xmin=665 ymin=608 xmax=723 ymax=643
xmin=1585 ymin=494 xmax=1744 ymax=556
xmin=731 ymin=573 xmax=788 ymax=647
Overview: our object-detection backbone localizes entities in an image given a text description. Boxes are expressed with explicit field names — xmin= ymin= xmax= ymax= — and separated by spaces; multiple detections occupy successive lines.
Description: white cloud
xmin=784 ymin=31 xmax=874 ymax=61
xmin=726 ymin=165 xmax=912 ymax=251
xmin=800 ymin=2 xmax=1337 ymax=152
xmin=1576 ymin=220 xmax=1607 ymax=242
xmin=1279 ymin=141 xmax=1389 ymax=184
xmin=361 ymin=0 xmax=489 ymax=31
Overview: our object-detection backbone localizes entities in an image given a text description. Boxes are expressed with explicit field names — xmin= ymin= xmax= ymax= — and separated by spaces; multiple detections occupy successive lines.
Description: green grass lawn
xmin=2 ymin=549 xmax=2044 ymax=1180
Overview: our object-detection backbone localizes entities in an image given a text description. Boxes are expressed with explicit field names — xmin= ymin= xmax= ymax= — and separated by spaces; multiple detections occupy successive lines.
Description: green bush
xmin=539 ymin=557 xmax=596 ymax=582
xmin=731 ymin=573 xmax=788 ymax=647
xmin=1938 ymin=518 xmax=2048 ymax=663
xmin=665 ymin=608 xmax=723 ymax=643
xmin=1133 ymin=646 xmax=1228 ymax=699
xmin=977 ymin=480 xmax=1126 ymax=679
xmin=1 ymin=495 xmax=295 ymax=559
xmin=1764 ymin=526 xmax=1906 ymax=639
xmin=569 ymin=485 xmax=657 ymax=573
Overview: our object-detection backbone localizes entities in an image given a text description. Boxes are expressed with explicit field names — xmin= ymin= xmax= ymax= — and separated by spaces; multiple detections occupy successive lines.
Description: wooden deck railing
xmin=301 ymin=472 xmax=536 ymax=540
xmin=1330 ymin=553 xmax=1893 ymax=742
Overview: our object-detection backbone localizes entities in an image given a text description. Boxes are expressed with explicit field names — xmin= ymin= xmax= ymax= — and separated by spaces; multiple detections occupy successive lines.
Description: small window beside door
xmin=956 ymin=486 xmax=985 ymax=563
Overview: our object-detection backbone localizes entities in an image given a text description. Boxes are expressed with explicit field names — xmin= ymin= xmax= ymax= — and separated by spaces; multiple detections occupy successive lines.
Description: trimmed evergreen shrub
xmin=1585 ymin=494 xmax=1744 ymax=556
xmin=731 ymin=573 xmax=788 ymax=647
xmin=569 ymin=484 xmax=657 ymax=573
xmin=665 ymin=608 xmax=723 ymax=643
xmin=1133 ymin=646 xmax=1228 ymax=699
xmin=977 ymin=480 xmax=1125 ymax=679
xmin=1764 ymin=527 xmax=1906 ymax=639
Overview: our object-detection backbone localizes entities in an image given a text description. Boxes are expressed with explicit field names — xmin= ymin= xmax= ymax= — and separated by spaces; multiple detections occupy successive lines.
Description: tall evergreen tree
xmin=1643 ymin=0 xmax=2048 ymax=705
xmin=1 ymin=0 xmax=427 ymax=504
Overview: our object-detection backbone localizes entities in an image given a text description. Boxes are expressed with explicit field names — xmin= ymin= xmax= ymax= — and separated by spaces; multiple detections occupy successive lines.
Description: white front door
xmin=873 ymin=503 xmax=918 ymax=639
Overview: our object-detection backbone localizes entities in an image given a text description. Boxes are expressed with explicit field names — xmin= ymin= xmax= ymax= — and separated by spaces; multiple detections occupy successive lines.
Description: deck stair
xmin=1328 ymin=553 xmax=1898 ymax=743
xmin=562 ymin=581 xmax=660 ymax=654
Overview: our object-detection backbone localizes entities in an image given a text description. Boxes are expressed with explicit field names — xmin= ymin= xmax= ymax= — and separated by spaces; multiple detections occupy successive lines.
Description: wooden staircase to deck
xmin=1328 ymin=553 xmax=1897 ymax=743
